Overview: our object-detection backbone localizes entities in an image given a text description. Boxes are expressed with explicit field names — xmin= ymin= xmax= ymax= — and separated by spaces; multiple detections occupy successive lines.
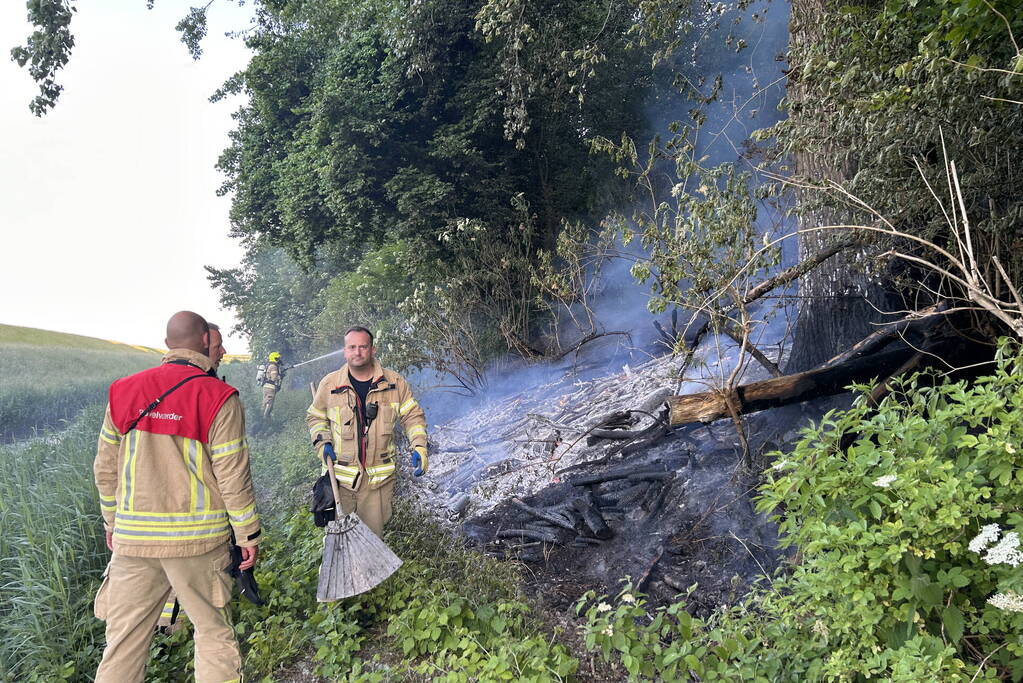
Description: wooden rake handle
xmin=326 ymin=456 xmax=344 ymax=513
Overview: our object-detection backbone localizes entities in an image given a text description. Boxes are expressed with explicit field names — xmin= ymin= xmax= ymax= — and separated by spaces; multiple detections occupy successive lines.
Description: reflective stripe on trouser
xmin=337 ymin=478 xmax=395 ymax=538
xmin=95 ymin=543 xmax=241 ymax=683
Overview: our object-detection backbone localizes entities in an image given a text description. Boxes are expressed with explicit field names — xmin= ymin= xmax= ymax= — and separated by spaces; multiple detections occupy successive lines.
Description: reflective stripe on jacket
xmin=306 ymin=361 xmax=427 ymax=490
xmin=94 ymin=349 xmax=261 ymax=558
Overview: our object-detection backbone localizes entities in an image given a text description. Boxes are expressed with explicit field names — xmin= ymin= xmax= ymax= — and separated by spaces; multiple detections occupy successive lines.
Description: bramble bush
xmin=579 ymin=340 xmax=1023 ymax=680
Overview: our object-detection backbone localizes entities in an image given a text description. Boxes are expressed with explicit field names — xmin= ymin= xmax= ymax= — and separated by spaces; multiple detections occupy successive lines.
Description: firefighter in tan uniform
xmin=306 ymin=326 xmax=428 ymax=536
xmin=93 ymin=311 xmax=261 ymax=683
xmin=158 ymin=321 xmax=228 ymax=634
xmin=261 ymin=351 xmax=285 ymax=419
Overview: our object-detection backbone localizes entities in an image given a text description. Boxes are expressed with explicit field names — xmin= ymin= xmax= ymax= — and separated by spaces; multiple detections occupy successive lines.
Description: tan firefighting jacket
xmin=94 ymin=349 xmax=261 ymax=558
xmin=263 ymin=361 xmax=282 ymax=390
xmin=306 ymin=361 xmax=427 ymax=490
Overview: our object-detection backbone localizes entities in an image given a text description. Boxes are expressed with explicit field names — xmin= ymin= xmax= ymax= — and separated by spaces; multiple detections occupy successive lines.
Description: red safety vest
xmin=109 ymin=362 xmax=237 ymax=442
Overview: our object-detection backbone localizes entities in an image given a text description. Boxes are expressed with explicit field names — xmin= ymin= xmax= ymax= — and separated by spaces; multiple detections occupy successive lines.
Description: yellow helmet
xmin=268 ymin=351 xmax=281 ymax=363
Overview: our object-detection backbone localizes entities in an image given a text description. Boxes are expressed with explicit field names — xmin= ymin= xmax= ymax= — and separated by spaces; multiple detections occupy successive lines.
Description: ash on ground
xmin=406 ymin=335 xmax=829 ymax=611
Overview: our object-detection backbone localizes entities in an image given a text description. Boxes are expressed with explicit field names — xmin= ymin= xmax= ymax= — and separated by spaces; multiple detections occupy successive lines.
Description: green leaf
xmin=904 ymin=552 xmax=922 ymax=576
xmin=942 ymin=606 xmax=964 ymax=643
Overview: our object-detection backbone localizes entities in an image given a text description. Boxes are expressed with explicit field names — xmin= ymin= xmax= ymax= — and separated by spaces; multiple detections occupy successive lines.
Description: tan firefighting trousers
xmin=261 ymin=385 xmax=277 ymax=418
xmin=94 ymin=543 xmax=241 ymax=683
xmin=338 ymin=478 xmax=395 ymax=537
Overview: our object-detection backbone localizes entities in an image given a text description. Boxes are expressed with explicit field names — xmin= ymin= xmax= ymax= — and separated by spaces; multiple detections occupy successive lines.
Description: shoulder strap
xmin=123 ymin=373 xmax=213 ymax=434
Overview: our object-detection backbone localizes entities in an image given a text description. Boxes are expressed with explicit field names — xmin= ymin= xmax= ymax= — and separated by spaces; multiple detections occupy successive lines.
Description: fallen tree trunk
xmin=820 ymin=301 xmax=950 ymax=368
xmin=667 ymin=337 xmax=963 ymax=427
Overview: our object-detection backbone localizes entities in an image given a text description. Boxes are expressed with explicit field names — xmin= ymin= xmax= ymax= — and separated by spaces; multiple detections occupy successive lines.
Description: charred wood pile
xmin=485 ymin=465 xmax=676 ymax=562
xmin=416 ymin=349 xmax=703 ymax=519
xmin=407 ymin=298 xmax=986 ymax=608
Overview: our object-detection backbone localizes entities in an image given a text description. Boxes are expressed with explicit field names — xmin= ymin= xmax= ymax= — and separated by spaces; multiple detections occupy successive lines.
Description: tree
xmin=11 ymin=0 xmax=232 ymax=115
xmin=211 ymin=0 xmax=655 ymax=370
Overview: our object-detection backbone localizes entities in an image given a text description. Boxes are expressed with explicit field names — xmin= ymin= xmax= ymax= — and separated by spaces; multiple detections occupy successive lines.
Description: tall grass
xmin=0 ymin=407 xmax=108 ymax=681
xmin=0 ymin=343 xmax=157 ymax=440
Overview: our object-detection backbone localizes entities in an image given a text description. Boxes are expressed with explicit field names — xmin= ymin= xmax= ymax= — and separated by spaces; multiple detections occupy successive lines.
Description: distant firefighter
xmin=307 ymin=326 xmax=428 ymax=537
xmin=258 ymin=351 xmax=286 ymax=419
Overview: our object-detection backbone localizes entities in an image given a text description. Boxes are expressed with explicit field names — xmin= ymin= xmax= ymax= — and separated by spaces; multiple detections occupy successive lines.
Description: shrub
xmin=579 ymin=341 xmax=1023 ymax=680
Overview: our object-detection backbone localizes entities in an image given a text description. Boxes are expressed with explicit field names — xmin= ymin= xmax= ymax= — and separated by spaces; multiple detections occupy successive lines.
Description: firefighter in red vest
xmin=93 ymin=311 xmax=261 ymax=683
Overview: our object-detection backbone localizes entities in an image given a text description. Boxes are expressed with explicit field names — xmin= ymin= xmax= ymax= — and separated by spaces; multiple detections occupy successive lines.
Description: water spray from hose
xmin=288 ymin=348 xmax=345 ymax=370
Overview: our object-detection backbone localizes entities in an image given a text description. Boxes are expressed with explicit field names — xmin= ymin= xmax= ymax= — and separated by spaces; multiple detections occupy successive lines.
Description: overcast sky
xmin=1 ymin=1 xmax=254 ymax=352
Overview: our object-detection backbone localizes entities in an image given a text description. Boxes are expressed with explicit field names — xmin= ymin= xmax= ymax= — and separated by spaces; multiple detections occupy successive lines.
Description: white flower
xmin=596 ymin=602 xmax=612 ymax=613
xmin=1006 ymin=443 xmax=1017 ymax=454
xmin=984 ymin=531 xmax=1023 ymax=567
xmin=969 ymin=523 xmax=1001 ymax=554
xmin=872 ymin=474 xmax=897 ymax=488
xmin=602 ymin=624 xmax=614 ymax=636
xmin=988 ymin=591 xmax=1023 ymax=613
xmin=811 ymin=619 xmax=830 ymax=638
xmin=621 ymin=593 xmax=635 ymax=604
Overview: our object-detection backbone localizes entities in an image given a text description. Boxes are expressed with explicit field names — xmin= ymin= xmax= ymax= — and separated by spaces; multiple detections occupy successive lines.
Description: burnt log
xmin=644 ymin=478 xmax=674 ymax=520
xmin=628 ymin=471 xmax=674 ymax=482
xmin=571 ymin=493 xmax=614 ymax=540
xmin=668 ymin=337 xmax=964 ymax=427
xmin=569 ymin=466 xmax=668 ymax=487
xmin=619 ymin=423 xmax=672 ymax=457
xmin=606 ymin=482 xmax=648 ymax=505
xmin=511 ymin=498 xmax=577 ymax=532
xmin=496 ymin=528 xmax=558 ymax=544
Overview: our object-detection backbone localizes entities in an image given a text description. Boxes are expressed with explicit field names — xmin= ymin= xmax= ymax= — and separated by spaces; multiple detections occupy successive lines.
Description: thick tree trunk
xmin=784 ymin=0 xmax=898 ymax=372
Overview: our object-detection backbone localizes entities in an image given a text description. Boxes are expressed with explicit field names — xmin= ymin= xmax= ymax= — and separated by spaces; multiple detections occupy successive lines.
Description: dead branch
xmin=868 ymin=350 xmax=926 ymax=407
xmin=742 ymin=234 xmax=863 ymax=306
xmin=721 ymin=321 xmax=782 ymax=377
xmin=636 ymin=545 xmax=664 ymax=590
xmin=821 ymin=300 xmax=951 ymax=368
xmin=548 ymin=330 xmax=633 ymax=362
xmin=496 ymin=528 xmax=558 ymax=543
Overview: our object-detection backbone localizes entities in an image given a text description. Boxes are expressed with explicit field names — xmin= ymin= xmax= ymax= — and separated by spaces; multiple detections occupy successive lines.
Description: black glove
xmin=310 ymin=473 xmax=337 ymax=527
xmin=226 ymin=541 xmax=266 ymax=606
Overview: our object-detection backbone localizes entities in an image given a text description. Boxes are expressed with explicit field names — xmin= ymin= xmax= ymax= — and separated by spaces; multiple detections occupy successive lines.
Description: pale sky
xmin=1 ymin=1 xmax=254 ymax=352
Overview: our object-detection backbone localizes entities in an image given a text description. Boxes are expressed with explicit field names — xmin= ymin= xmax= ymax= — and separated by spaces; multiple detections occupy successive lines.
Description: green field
xmin=0 ymin=324 xmax=161 ymax=439
xmin=0 ymin=323 xmax=163 ymax=353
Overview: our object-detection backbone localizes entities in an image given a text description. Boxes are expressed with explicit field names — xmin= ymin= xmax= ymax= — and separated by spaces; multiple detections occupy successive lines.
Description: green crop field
xmin=0 ymin=324 xmax=161 ymax=440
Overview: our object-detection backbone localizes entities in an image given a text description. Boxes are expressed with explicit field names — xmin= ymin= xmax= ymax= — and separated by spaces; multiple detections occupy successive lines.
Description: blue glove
xmin=411 ymin=446 xmax=428 ymax=477
xmin=322 ymin=442 xmax=336 ymax=467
